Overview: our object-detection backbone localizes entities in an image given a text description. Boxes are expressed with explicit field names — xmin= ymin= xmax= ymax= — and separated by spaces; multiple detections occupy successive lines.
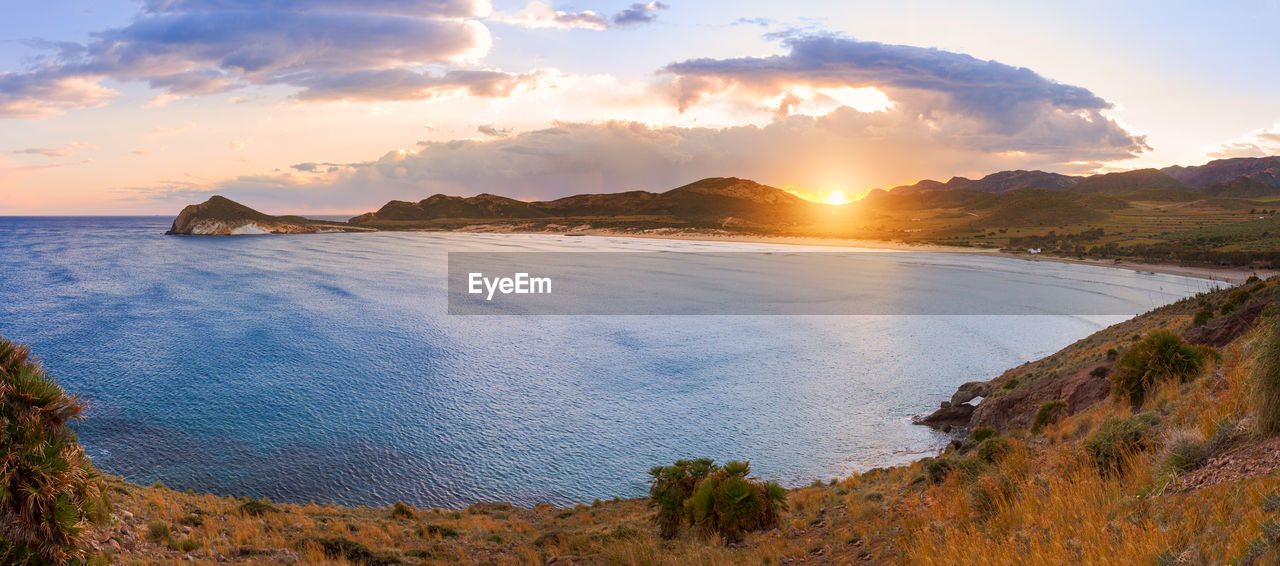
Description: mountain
xmin=1203 ymin=175 xmax=1278 ymax=198
xmin=968 ymin=189 xmax=1127 ymax=227
xmin=166 ymin=196 xmax=367 ymax=235
xmin=1067 ymin=169 xmax=1187 ymax=194
xmin=348 ymin=194 xmax=548 ymax=223
xmin=889 ymin=170 xmax=1080 ymax=194
xmin=1162 ymin=156 xmax=1280 ymax=188
xmin=348 ymin=177 xmax=823 ymax=225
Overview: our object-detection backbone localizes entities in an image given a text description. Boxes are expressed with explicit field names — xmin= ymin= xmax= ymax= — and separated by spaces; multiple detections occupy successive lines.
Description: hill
xmin=1068 ymin=168 xmax=1187 ymax=194
xmin=167 ymin=196 xmax=369 ymax=235
xmin=888 ymin=170 xmax=1080 ymax=194
xmin=1163 ymin=156 xmax=1280 ymax=188
xmin=347 ymin=177 xmax=825 ymax=226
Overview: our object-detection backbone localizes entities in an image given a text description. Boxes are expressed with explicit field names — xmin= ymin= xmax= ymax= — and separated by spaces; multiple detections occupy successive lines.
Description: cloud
xmin=491 ymin=2 xmax=608 ymax=30
xmin=476 ymin=124 xmax=511 ymax=137
xmin=146 ymin=107 xmax=1145 ymax=212
xmin=493 ymin=1 xmax=666 ymax=30
xmin=0 ymin=2 xmax=496 ymax=117
xmin=6 ymin=141 xmax=98 ymax=157
xmin=140 ymin=0 xmax=492 ymax=18
xmin=291 ymin=68 xmax=539 ymax=102
xmin=612 ymin=2 xmax=668 ymax=27
xmin=662 ymin=34 xmax=1124 ymax=136
xmin=0 ymin=73 xmax=116 ymax=118
xmin=1206 ymin=122 xmax=1280 ymax=159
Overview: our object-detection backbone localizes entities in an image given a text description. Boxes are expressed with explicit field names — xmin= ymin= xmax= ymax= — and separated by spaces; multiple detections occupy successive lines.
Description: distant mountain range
xmin=347 ymin=177 xmax=823 ymax=226
xmin=876 ymin=156 xmax=1280 ymax=197
xmin=167 ymin=156 xmax=1280 ymax=235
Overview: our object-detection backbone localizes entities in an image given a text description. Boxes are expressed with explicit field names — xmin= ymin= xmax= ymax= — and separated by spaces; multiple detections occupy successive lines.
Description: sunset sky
xmin=2 ymin=0 xmax=1278 ymax=214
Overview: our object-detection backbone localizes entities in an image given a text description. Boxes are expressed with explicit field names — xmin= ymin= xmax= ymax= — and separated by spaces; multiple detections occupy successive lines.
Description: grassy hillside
xmin=0 ymin=277 xmax=1270 ymax=564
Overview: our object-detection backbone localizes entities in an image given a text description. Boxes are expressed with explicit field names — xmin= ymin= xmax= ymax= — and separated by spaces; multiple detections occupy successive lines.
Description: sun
xmin=823 ymin=190 xmax=851 ymax=205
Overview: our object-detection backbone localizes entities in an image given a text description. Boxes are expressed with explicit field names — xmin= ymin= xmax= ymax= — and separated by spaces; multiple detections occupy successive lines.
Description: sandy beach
xmin=467 ymin=227 xmax=1277 ymax=285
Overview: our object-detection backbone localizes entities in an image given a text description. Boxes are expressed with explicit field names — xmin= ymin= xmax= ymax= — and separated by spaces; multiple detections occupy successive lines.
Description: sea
xmin=0 ymin=216 xmax=1219 ymax=508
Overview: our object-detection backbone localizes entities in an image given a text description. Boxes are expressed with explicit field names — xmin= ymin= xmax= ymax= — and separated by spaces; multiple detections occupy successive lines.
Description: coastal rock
xmin=950 ymin=381 xmax=991 ymax=405
xmin=913 ymin=401 xmax=975 ymax=428
xmin=970 ymin=363 xmax=1112 ymax=431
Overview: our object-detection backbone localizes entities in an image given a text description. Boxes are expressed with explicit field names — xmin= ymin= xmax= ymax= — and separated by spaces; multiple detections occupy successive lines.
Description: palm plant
xmin=0 ymin=336 xmax=108 ymax=564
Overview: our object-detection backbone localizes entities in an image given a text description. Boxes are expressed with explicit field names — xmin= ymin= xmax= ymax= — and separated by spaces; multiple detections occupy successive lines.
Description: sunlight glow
xmin=823 ymin=190 xmax=851 ymax=205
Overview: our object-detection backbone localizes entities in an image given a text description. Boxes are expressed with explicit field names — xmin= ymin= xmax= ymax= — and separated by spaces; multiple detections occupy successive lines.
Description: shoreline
xmin=459 ymin=227 xmax=1274 ymax=285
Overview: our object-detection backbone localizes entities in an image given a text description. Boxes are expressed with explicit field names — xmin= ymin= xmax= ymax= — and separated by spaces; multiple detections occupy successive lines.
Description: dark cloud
xmin=0 ymin=3 xmax=492 ymax=116
xmin=663 ymin=34 xmax=1115 ymax=135
xmin=612 ymin=2 xmax=668 ymax=27
xmin=477 ymin=124 xmax=512 ymax=137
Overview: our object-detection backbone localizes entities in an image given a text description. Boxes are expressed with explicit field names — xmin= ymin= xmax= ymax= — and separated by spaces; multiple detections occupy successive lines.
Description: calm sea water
xmin=0 ymin=217 xmax=1217 ymax=508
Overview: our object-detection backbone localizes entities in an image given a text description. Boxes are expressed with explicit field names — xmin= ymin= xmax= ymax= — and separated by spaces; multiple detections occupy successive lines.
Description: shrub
xmin=1193 ymin=309 xmax=1214 ymax=326
xmin=1111 ymin=331 xmax=1213 ymax=406
xmin=969 ymin=427 xmax=997 ymax=444
xmin=425 ymin=524 xmax=459 ymax=538
xmin=0 ymin=336 xmax=109 ymax=564
xmin=1084 ymin=413 xmax=1160 ymax=474
xmin=1222 ymin=289 xmax=1252 ymax=314
xmin=682 ymin=461 xmax=787 ymax=543
xmin=921 ymin=458 xmax=952 ymax=484
xmin=302 ymin=537 xmax=403 ymax=566
xmin=647 ymin=457 xmax=716 ymax=539
xmin=391 ymin=501 xmax=415 ymax=519
xmin=1031 ymin=400 xmax=1068 ymax=434
xmin=1161 ymin=429 xmax=1209 ymax=474
xmin=1253 ymin=319 xmax=1280 ymax=436
xmin=968 ymin=473 xmax=1012 ymax=519
xmin=1090 ymin=366 xmax=1110 ymax=378
xmin=975 ymin=437 xmax=1011 ymax=463
xmin=238 ymin=498 xmax=280 ymax=516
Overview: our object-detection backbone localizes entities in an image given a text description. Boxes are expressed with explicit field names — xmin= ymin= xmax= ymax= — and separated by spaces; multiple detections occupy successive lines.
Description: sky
xmin=1 ymin=0 xmax=1278 ymax=215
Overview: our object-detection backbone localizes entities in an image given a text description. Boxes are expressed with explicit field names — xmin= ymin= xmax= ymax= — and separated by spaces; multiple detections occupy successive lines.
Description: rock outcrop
xmin=167 ymin=196 xmax=364 ymax=235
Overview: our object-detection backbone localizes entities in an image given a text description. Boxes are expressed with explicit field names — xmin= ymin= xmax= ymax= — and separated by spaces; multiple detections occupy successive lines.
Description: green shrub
xmin=976 ymin=437 xmax=1011 ymax=463
xmin=682 ymin=461 xmax=787 ymax=543
xmin=1031 ymin=400 xmax=1068 ymax=433
xmin=0 ymin=336 xmax=109 ymax=564
xmin=391 ymin=501 xmax=415 ymax=519
xmin=425 ymin=524 xmax=459 ymax=538
xmin=1193 ymin=309 xmax=1214 ymax=326
xmin=302 ymin=536 xmax=403 ymax=566
xmin=1084 ymin=413 xmax=1160 ymax=474
xmin=1111 ymin=331 xmax=1213 ymax=406
xmin=1222 ymin=289 xmax=1252 ymax=314
xmin=969 ymin=427 xmax=997 ymax=444
xmin=238 ymin=498 xmax=280 ymax=516
xmin=646 ymin=457 xmax=716 ymax=539
xmin=146 ymin=520 xmax=172 ymax=544
xmin=1002 ymin=378 xmax=1019 ymax=390
xmin=1161 ymin=429 xmax=1209 ymax=474
xmin=921 ymin=458 xmax=952 ymax=484
xmin=1253 ymin=319 xmax=1280 ymax=436
xmin=1248 ymin=275 xmax=1262 ymax=284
